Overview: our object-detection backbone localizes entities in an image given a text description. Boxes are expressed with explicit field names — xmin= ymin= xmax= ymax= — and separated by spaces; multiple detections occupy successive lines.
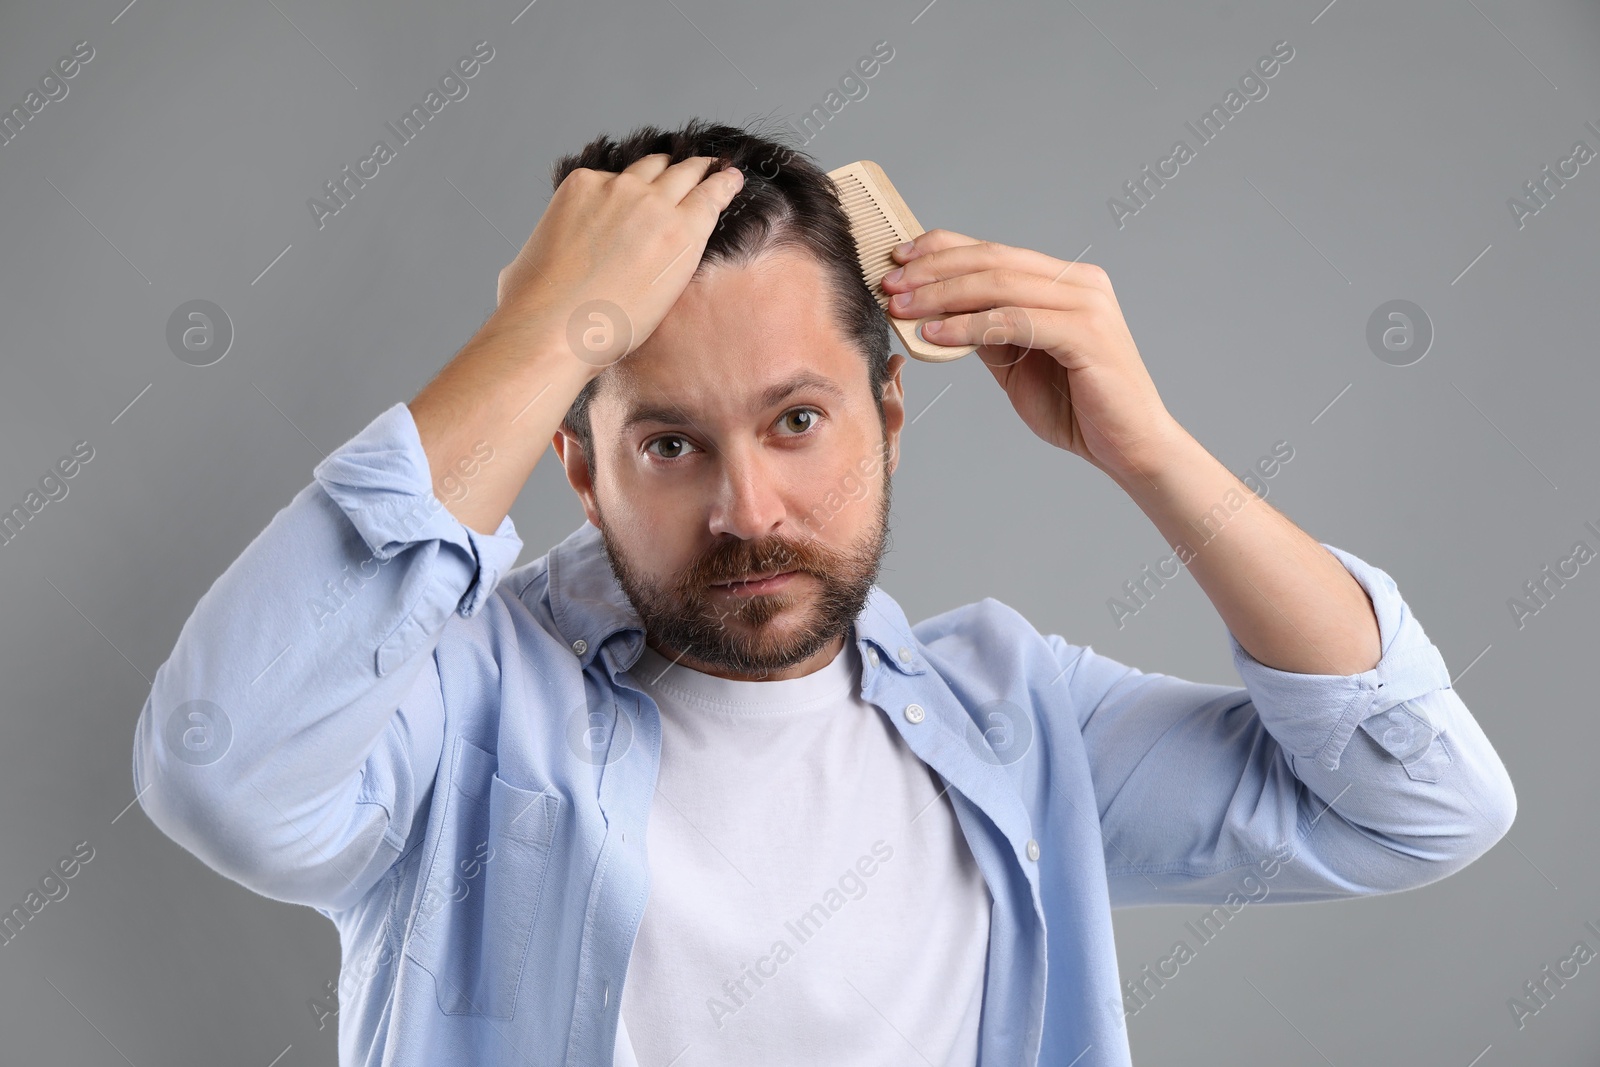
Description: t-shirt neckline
xmin=629 ymin=628 xmax=860 ymax=713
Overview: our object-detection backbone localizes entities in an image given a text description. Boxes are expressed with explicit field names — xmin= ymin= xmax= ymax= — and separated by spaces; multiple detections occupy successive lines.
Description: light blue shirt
xmin=132 ymin=401 xmax=1517 ymax=1066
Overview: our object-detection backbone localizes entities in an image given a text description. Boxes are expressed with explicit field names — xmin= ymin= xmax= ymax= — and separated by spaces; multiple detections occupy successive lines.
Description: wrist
xmin=478 ymin=303 xmax=604 ymax=385
xmin=1102 ymin=414 xmax=1194 ymax=488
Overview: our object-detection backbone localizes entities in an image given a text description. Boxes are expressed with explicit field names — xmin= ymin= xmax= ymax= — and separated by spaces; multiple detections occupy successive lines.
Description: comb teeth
xmin=827 ymin=160 xmax=974 ymax=363
xmin=833 ymin=174 xmax=905 ymax=310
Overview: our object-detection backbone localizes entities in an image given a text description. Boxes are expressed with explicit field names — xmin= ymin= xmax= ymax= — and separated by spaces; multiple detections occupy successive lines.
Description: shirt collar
xmin=543 ymin=520 xmax=928 ymax=680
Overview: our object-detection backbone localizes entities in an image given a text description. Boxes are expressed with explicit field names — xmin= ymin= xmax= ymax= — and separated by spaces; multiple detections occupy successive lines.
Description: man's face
xmin=555 ymin=246 xmax=907 ymax=682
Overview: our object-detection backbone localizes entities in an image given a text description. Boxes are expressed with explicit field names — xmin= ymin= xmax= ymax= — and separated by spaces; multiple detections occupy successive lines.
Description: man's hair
xmin=548 ymin=117 xmax=892 ymax=472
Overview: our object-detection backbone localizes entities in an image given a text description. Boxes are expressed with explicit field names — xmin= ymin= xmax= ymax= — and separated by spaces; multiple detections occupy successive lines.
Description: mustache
xmin=687 ymin=537 xmax=820 ymax=587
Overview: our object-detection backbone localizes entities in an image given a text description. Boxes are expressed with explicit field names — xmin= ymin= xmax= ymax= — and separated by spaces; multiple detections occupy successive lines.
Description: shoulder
xmin=910 ymin=595 xmax=1065 ymax=686
xmin=912 ymin=595 xmax=1047 ymax=651
xmin=909 ymin=595 xmax=1137 ymax=721
xmin=905 ymin=596 xmax=1087 ymax=772
xmin=501 ymin=553 xmax=553 ymax=614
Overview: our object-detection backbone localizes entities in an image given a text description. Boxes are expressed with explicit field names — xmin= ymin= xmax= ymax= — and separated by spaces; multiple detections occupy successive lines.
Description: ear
xmin=880 ymin=353 xmax=907 ymax=476
xmin=552 ymin=428 xmax=603 ymax=529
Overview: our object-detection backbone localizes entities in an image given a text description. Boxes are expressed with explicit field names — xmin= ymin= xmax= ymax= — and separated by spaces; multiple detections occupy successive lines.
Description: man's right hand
xmin=408 ymin=152 xmax=744 ymax=535
xmin=493 ymin=153 xmax=746 ymax=373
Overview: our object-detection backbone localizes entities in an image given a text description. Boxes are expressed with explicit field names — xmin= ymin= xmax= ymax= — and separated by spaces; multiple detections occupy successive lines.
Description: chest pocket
xmin=404 ymin=736 xmax=563 ymax=1020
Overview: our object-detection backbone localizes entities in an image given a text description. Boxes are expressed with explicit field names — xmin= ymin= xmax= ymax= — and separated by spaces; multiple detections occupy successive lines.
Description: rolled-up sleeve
xmin=131 ymin=401 xmax=522 ymax=912
xmin=312 ymin=403 xmax=521 ymax=674
xmin=1065 ymin=542 xmax=1517 ymax=907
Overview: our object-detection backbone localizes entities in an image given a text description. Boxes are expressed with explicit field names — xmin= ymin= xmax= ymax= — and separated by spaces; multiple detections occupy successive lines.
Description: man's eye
xmin=645 ymin=435 xmax=699 ymax=460
xmin=778 ymin=408 xmax=821 ymax=435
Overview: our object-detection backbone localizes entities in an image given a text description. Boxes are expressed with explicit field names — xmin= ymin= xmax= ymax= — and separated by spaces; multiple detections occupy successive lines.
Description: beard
xmin=595 ymin=452 xmax=893 ymax=679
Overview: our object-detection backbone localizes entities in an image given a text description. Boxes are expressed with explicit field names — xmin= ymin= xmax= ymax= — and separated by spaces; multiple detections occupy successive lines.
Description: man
xmin=132 ymin=119 xmax=1517 ymax=1067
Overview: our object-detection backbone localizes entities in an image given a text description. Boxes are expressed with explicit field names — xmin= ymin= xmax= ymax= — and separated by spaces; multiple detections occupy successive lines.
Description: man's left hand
xmin=882 ymin=228 xmax=1182 ymax=483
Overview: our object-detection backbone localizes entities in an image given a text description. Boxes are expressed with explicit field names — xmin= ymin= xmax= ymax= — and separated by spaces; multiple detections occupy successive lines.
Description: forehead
xmin=595 ymin=245 xmax=870 ymax=434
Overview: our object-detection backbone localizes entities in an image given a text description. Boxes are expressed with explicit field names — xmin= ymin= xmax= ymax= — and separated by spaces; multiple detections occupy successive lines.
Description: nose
xmin=707 ymin=443 xmax=786 ymax=542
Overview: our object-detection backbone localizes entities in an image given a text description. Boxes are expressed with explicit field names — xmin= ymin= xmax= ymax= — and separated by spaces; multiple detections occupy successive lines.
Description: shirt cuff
xmin=311 ymin=401 xmax=522 ymax=620
xmin=1227 ymin=542 xmax=1451 ymax=772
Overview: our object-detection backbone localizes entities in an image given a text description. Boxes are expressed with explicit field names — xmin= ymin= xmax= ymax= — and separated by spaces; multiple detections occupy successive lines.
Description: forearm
xmin=1109 ymin=424 xmax=1381 ymax=676
xmin=409 ymin=305 xmax=599 ymax=535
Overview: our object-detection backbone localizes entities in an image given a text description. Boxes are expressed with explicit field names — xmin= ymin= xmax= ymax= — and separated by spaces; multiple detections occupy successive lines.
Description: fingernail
xmin=894 ymin=240 xmax=915 ymax=257
xmin=884 ymin=267 xmax=903 ymax=284
xmin=891 ymin=291 xmax=913 ymax=308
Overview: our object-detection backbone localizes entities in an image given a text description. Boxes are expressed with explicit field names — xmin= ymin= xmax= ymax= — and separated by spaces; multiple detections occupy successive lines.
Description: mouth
xmin=711 ymin=570 xmax=800 ymax=595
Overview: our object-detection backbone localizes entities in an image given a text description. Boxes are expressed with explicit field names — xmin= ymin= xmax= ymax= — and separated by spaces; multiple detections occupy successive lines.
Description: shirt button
xmin=867 ymin=648 xmax=880 ymax=667
xmin=898 ymin=646 xmax=913 ymax=663
xmin=1025 ymin=838 xmax=1040 ymax=862
xmin=572 ymin=638 xmax=588 ymax=656
xmin=904 ymin=703 xmax=925 ymax=724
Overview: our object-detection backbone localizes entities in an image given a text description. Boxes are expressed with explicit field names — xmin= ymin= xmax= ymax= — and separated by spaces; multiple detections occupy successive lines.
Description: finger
xmin=678 ymin=163 xmax=745 ymax=222
xmin=885 ymin=240 xmax=1109 ymax=296
xmin=657 ymin=154 xmax=735 ymax=202
xmin=921 ymin=305 xmax=1075 ymax=357
xmin=623 ymin=152 xmax=676 ymax=182
xmin=890 ymin=227 xmax=981 ymax=263
xmin=888 ymin=268 xmax=1106 ymax=320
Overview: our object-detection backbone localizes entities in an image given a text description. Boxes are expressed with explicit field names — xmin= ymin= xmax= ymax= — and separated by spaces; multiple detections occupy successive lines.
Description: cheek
xmin=796 ymin=458 xmax=882 ymax=538
xmin=607 ymin=490 xmax=698 ymax=567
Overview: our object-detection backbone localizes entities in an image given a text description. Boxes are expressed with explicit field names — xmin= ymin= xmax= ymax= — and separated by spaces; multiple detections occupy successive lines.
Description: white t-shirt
xmin=611 ymin=628 xmax=992 ymax=1067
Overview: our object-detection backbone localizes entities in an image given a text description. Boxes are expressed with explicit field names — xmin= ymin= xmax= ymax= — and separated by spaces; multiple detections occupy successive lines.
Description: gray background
xmin=1 ymin=0 xmax=1595 ymax=1063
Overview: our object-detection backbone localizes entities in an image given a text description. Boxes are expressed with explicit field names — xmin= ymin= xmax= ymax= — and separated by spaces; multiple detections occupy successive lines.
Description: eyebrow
xmin=618 ymin=370 xmax=848 ymax=437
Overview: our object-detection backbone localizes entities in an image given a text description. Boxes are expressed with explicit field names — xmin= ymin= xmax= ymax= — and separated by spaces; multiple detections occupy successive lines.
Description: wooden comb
xmin=827 ymin=160 xmax=975 ymax=363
